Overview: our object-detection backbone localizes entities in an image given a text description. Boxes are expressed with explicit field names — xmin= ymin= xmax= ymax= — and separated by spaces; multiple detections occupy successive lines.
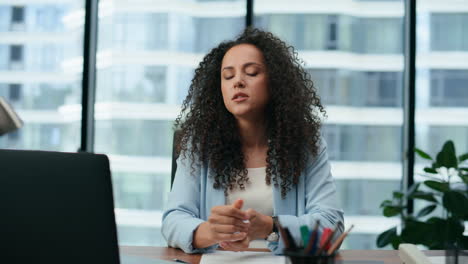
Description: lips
xmin=232 ymin=92 xmax=249 ymax=102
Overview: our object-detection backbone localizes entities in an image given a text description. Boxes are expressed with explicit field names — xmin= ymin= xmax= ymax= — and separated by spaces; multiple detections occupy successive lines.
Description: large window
xmin=416 ymin=3 xmax=468 ymax=153
xmin=94 ymin=0 xmax=246 ymax=246
xmin=0 ymin=2 xmax=83 ymax=151
xmin=413 ymin=1 xmax=468 ymax=236
xmin=255 ymin=0 xmax=404 ymax=249
xmin=4 ymin=0 xmax=467 ymax=251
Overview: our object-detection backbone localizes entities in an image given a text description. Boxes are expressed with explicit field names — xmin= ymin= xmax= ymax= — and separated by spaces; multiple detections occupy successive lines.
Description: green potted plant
xmin=377 ymin=140 xmax=468 ymax=249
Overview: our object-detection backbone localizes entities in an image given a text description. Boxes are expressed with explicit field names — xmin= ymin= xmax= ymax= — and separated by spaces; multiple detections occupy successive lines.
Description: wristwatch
xmin=266 ymin=216 xmax=280 ymax=242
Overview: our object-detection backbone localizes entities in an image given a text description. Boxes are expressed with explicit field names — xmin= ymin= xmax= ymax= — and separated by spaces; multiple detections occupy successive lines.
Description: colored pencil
xmin=327 ymin=224 xmax=355 ymax=255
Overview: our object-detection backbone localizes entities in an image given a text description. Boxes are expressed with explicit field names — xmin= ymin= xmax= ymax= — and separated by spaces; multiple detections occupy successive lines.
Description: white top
xmin=226 ymin=167 xmax=273 ymax=217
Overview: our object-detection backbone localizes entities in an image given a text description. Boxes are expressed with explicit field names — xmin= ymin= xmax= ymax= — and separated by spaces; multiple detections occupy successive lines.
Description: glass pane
xmin=94 ymin=0 xmax=246 ymax=246
xmin=414 ymin=1 xmax=468 ymax=243
xmin=255 ymin=0 xmax=404 ymax=249
xmin=0 ymin=2 xmax=83 ymax=151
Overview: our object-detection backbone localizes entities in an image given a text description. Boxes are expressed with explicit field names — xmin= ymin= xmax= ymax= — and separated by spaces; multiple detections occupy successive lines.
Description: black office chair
xmin=170 ymin=130 xmax=181 ymax=189
xmin=0 ymin=149 xmax=120 ymax=263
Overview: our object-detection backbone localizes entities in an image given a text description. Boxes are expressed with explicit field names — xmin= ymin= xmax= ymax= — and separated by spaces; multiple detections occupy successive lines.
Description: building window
xmin=352 ymin=17 xmax=402 ymax=54
xmin=309 ymin=69 xmax=401 ymax=107
xmin=308 ymin=69 xmax=341 ymax=105
xmin=430 ymin=70 xmax=468 ymax=107
xmin=8 ymin=84 xmax=21 ymax=101
xmin=362 ymin=72 xmax=402 ymax=107
xmin=257 ymin=14 xmax=340 ymax=51
xmin=7 ymin=130 xmax=20 ymax=141
xmin=428 ymin=126 xmax=468 ymax=155
xmin=9 ymin=45 xmax=23 ymax=62
xmin=195 ymin=17 xmax=244 ymax=53
xmin=327 ymin=15 xmax=339 ymax=50
xmin=11 ymin=6 xmax=25 ymax=23
xmin=323 ymin=125 xmax=401 ymax=162
xmin=322 ymin=124 xmax=340 ymax=160
xmin=431 ymin=13 xmax=468 ymax=51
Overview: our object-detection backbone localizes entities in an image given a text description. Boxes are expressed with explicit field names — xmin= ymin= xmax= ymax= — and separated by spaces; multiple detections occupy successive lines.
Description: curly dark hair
xmin=174 ymin=27 xmax=325 ymax=198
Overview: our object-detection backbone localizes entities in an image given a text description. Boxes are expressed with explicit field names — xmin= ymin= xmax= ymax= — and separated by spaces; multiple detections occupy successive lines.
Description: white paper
xmin=429 ymin=256 xmax=447 ymax=264
xmin=248 ymin=239 xmax=268 ymax=249
xmin=200 ymin=251 xmax=285 ymax=264
xmin=428 ymin=256 xmax=468 ymax=264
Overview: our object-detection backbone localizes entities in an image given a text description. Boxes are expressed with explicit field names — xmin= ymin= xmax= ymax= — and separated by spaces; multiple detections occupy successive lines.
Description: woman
xmin=162 ymin=28 xmax=343 ymax=255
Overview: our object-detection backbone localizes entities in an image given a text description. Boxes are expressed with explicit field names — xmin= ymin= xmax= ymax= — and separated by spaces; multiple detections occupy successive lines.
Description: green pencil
xmin=300 ymin=225 xmax=310 ymax=247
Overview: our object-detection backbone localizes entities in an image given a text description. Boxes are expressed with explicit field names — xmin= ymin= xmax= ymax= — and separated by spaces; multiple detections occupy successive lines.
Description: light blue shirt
xmin=162 ymin=138 xmax=344 ymax=255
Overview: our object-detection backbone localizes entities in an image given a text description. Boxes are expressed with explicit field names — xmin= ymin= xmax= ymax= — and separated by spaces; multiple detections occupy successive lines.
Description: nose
xmin=234 ymin=79 xmax=245 ymax=89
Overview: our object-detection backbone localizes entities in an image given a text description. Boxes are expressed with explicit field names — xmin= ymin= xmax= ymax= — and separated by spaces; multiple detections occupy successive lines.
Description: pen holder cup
xmin=284 ymin=249 xmax=335 ymax=264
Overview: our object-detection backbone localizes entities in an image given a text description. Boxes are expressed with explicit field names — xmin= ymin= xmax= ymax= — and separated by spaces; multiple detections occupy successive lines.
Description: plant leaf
xmin=393 ymin=191 xmax=404 ymax=199
xmin=415 ymin=148 xmax=433 ymax=160
xmin=407 ymin=182 xmax=420 ymax=196
xmin=460 ymin=175 xmax=468 ymax=184
xmin=417 ymin=205 xmax=437 ymax=217
xmin=443 ymin=191 xmax=468 ymax=218
xmin=401 ymin=220 xmax=432 ymax=245
xmin=390 ymin=235 xmax=403 ymax=250
xmin=459 ymin=153 xmax=468 ymax=163
xmin=409 ymin=191 xmax=438 ymax=203
xmin=426 ymin=216 xmax=444 ymax=224
xmin=380 ymin=200 xmax=393 ymax=208
xmin=423 ymin=167 xmax=437 ymax=174
xmin=436 ymin=140 xmax=458 ymax=169
xmin=424 ymin=180 xmax=449 ymax=192
xmin=460 ymin=236 xmax=468 ymax=249
xmin=377 ymin=227 xmax=397 ymax=248
xmin=424 ymin=218 xmax=451 ymax=249
xmin=443 ymin=217 xmax=465 ymax=246
xmin=383 ymin=206 xmax=404 ymax=217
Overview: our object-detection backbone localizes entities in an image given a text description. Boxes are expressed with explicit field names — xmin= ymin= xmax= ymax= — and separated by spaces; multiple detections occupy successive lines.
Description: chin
xmin=231 ymin=110 xmax=255 ymax=120
xmin=227 ymin=105 xmax=248 ymax=115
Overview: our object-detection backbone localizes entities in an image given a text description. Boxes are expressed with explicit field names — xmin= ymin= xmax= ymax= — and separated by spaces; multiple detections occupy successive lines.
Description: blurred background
xmin=0 ymin=0 xmax=467 ymax=249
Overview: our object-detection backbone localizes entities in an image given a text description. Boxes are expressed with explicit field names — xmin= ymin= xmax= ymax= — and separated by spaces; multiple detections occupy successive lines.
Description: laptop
xmin=0 ymin=149 xmax=174 ymax=263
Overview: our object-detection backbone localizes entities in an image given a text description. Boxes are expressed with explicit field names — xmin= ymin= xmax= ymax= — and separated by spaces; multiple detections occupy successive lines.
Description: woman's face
xmin=220 ymin=44 xmax=269 ymax=121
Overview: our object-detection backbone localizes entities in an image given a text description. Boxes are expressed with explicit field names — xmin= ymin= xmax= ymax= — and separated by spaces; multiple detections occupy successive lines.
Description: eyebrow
xmin=222 ymin=62 xmax=263 ymax=71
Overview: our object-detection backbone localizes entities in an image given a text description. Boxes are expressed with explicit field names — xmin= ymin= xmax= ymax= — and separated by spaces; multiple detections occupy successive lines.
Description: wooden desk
xmin=120 ymin=246 xmax=446 ymax=264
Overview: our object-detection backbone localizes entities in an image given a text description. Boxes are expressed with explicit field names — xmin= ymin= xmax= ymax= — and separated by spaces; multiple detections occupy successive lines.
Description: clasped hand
xmin=193 ymin=199 xmax=273 ymax=251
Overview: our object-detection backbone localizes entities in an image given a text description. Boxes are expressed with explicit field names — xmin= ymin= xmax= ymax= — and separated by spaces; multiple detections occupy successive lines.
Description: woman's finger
xmin=209 ymin=215 xmax=250 ymax=229
xmin=212 ymin=206 xmax=248 ymax=220
xmin=212 ymin=224 xmax=248 ymax=234
xmin=223 ymin=239 xmax=249 ymax=251
xmin=214 ymin=231 xmax=247 ymax=242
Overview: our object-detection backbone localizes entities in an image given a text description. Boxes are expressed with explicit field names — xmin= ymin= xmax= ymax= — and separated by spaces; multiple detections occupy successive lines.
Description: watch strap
xmin=272 ymin=216 xmax=279 ymax=233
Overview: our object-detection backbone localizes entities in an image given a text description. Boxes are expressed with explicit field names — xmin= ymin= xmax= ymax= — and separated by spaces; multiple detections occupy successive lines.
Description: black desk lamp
xmin=0 ymin=96 xmax=23 ymax=136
